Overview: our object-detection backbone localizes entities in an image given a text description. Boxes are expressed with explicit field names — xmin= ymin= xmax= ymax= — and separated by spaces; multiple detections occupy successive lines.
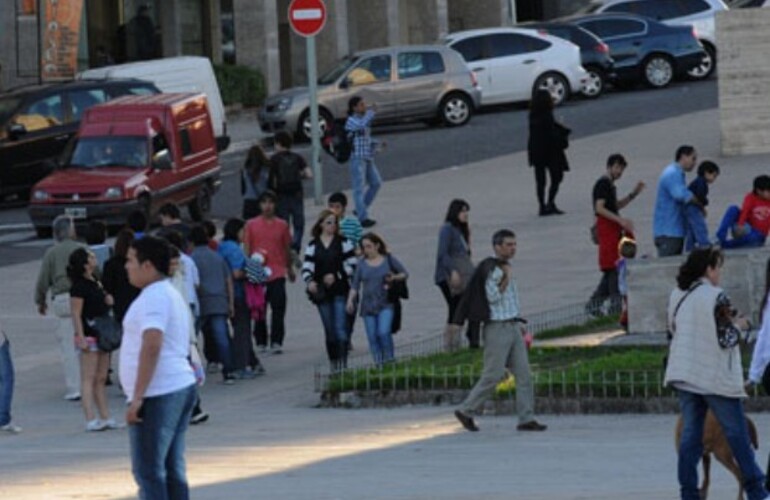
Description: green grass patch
xmin=534 ymin=314 xmax=621 ymax=341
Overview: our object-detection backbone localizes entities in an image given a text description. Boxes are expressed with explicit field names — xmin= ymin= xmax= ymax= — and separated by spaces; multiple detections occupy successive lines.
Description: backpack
xmin=322 ymin=119 xmax=353 ymax=164
xmin=271 ymin=152 xmax=304 ymax=194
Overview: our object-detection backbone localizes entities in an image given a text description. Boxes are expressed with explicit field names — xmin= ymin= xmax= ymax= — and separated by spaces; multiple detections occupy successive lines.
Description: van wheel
xmin=189 ymin=185 xmax=212 ymax=222
xmin=35 ymin=225 xmax=52 ymax=239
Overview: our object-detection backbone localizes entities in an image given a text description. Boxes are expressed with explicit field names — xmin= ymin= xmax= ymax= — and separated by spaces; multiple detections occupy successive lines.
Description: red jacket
xmin=738 ymin=193 xmax=770 ymax=236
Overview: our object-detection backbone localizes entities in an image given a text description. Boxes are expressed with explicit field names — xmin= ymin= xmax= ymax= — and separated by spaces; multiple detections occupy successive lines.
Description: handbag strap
xmin=669 ymin=281 xmax=703 ymax=339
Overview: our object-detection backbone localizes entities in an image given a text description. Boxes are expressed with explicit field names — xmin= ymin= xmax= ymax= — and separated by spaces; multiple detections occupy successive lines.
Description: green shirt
xmin=34 ymin=239 xmax=86 ymax=305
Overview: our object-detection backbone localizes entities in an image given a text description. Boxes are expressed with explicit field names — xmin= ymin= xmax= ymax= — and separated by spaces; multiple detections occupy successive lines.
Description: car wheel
xmin=534 ymin=72 xmax=569 ymax=106
xmin=687 ymin=43 xmax=716 ymax=81
xmin=298 ymin=109 xmax=332 ymax=142
xmin=188 ymin=184 xmax=212 ymax=222
xmin=35 ymin=225 xmax=52 ymax=239
xmin=581 ymin=67 xmax=604 ymax=98
xmin=643 ymin=55 xmax=674 ymax=88
xmin=439 ymin=93 xmax=472 ymax=127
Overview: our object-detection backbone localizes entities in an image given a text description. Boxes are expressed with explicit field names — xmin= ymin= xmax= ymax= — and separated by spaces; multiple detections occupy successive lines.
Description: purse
xmin=386 ymin=254 xmax=409 ymax=303
xmin=449 ymin=254 xmax=475 ymax=296
xmin=93 ymin=311 xmax=122 ymax=352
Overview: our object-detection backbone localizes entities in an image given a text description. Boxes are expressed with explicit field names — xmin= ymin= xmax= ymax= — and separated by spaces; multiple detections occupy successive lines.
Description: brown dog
xmin=674 ymin=410 xmax=759 ymax=500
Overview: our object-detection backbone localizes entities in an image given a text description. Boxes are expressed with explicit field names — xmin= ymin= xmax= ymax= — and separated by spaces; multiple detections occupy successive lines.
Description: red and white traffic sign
xmin=288 ymin=0 xmax=327 ymax=38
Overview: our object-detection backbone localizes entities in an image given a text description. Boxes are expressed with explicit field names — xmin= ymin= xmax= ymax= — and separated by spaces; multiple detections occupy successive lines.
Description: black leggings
xmin=438 ymin=281 xmax=480 ymax=348
xmin=533 ymin=164 xmax=564 ymax=207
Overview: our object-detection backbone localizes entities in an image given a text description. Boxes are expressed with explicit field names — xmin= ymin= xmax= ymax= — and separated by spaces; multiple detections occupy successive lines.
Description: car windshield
xmin=0 ymin=97 xmax=21 ymax=126
xmin=573 ymin=1 xmax=603 ymax=14
xmin=318 ymin=55 xmax=359 ymax=85
xmin=67 ymin=136 xmax=149 ymax=169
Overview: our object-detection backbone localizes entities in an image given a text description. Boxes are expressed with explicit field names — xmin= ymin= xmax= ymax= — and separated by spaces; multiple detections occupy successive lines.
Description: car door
xmin=339 ymin=54 xmax=396 ymax=121
xmin=578 ymin=18 xmax=648 ymax=72
xmin=3 ymin=92 xmax=71 ymax=191
xmin=483 ymin=33 xmax=546 ymax=104
xmin=450 ymin=36 xmax=490 ymax=101
xmin=394 ymin=50 xmax=446 ymax=118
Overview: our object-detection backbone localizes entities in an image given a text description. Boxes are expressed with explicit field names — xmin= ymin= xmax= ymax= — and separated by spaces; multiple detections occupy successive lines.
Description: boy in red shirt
xmin=716 ymin=175 xmax=770 ymax=249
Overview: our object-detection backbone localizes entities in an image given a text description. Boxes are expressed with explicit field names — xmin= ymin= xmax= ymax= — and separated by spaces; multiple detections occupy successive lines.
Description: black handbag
xmin=93 ymin=312 xmax=122 ymax=352
xmin=762 ymin=364 xmax=770 ymax=395
xmin=386 ymin=254 xmax=409 ymax=303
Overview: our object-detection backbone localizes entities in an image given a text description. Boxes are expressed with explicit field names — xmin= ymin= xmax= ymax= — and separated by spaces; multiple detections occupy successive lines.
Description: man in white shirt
xmin=121 ymin=236 xmax=196 ymax=498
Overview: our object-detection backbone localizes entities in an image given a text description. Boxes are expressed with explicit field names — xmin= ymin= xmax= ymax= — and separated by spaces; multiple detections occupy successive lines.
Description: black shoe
xmin=549 ymin=205 xmax=565 ymax=215
xmin=517 ymin=420 xmax=547 ymax=431
xmin=454 ymin=410 xmax=479 ymax=432
xmin=361 ymin=218 xmax=376 ymax=228
xmin=539 ymin=206 xmax=553 ymax=216
xmin=190 ymin=411 xmax=210 ymax=425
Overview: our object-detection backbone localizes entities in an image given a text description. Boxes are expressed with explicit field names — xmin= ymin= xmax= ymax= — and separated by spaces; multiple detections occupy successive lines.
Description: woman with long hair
xmin=347 ymin=233 xmax=408 ymax=366
xmin=435 ymin=199 xmax=480 ymax=349
xmin=527 ymin=89 xmax=570 ymax=216
xmin=665 ymin=247 xmax=767 ymax=499
xmin=68 ymin=248 xmax=119 ymax=431
xmin=302 ymin=209 xmax=357 ymax=371
xmin=102 ymin=229 xmax=140 ymax=324
xmin=242 ymin=144 xmax=271 ymax=220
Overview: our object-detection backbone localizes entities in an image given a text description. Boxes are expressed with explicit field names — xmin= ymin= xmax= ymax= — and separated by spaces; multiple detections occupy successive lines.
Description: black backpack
xmin=322 ymin=119 xmax=353 ymax=164
xmin=271 ymin=152 xmax=304 ymax=193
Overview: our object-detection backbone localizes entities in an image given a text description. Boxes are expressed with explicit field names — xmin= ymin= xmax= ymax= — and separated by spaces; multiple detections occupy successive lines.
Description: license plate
xmin=65 ymin=207 xmax=87 ymax=219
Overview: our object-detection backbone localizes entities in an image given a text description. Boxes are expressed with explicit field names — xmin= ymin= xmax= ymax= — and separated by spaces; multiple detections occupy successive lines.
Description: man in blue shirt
xmin=653 ymin=146 xmax=700 ymax=257
xmin=345 ymin=96 xmax=382 ymax=228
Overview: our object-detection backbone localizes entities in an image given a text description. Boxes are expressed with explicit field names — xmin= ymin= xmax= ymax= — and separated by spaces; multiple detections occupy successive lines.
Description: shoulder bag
xmin=94 ymin=311 xmax=122 ymax=352
xmin=386 ymin=254 xmax=409 ymax=302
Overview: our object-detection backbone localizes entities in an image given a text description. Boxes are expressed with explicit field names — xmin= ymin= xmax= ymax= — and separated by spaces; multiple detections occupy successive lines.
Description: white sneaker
xmin=100 ymin=418 xmax=123 ymax=430
xmin=63 ymin=392 xmax=81 ymax=401
xmin=0 ymin=423 xmax=22 ymax=434
xmin=86 ymin=419 xmax=107 ymax=432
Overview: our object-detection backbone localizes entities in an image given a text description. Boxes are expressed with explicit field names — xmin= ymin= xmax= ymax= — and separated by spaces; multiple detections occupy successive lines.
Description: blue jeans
xmin=363 ymin=306 xmax=394 ymax=366
xmin=677 ymin=390 xmax=768 ymax=500
xmin=717 ymin=205 xmax=766 ymax=249
xmin=317 ymin=296 xmax=348 ymax=366
xmin=201 ymin=314 xmax=234 ymax=378
xmin=276 ymin=193 xmax=305 ymax=252
xmin=0 ymin=340 xmax=14 ymax=426
xmin=684 ymin=204 xmax=710 ymax=251
xmin=129 ymin=384 xmax=196 ymax=500
xmin=349 ymin=156 xmax=382 ymax=222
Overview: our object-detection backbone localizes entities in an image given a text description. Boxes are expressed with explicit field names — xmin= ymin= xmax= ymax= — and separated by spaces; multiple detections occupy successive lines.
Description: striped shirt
xmin=485 ymin=264 xmax=521 ymax=321
xmin=345 ymin=110 xmax=377 ymax=159
xmin=301 ymin=236 xmax=357 ymax=286
xmin=339 ymin=216 xmax=363 ymax=246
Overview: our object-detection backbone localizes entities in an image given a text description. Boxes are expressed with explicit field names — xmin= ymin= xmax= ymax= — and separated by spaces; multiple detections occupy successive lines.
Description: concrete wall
xmin=447 ymin=0 xmax=506 ymax=32
xmin=716 ymin=9 xmax=770 ymax=156
xmin=627 ymin=248 xmax=770 ymax=334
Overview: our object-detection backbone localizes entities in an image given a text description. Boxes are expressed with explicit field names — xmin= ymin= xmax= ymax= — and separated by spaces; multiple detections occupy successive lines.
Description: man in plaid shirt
xmin=345 ymin=96 xmax=382 ymax=228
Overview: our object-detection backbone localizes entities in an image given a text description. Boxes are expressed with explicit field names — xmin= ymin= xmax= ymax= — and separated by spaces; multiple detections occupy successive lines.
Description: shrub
xmin=213 ymin=64 xmax=266 ymax=107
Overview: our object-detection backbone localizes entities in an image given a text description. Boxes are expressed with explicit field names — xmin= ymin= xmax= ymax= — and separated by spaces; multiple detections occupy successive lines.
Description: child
xmin=717 ymin=175 xmax=770 ymax=249
xmin=328 ymin=192 xmax=363 ymax=248
xmin=685 ymin=161 xmax=720 ymax=251
xmin=0 ymin=322 xmax=21 ymax=434
xmin=616 ymin=237 xmax=637 ymax=330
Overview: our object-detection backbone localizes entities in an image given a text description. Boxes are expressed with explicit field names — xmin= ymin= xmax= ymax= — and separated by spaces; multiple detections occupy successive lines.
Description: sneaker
xmin=0 ymin=423 xmax=22 ymax=434
xmin=517 ymin=420 xmax=547 ymax=432
xmin=63 ymin=392 xmax=81 ymax=401
xmin=258 ymin=345 xmax=268 ymax=354
xmin=190 ymin=411 xmax=210 ymax=425
xmin=252 ymin=364 xmax=266 ymax=375
xmin=270 ymin=344 xmax=283 ymax=355
xmin=223 ymin=375 xmax=236 ymax=385
xmin=207 ymin=362 xmax=220 ymax=374
xmin=454 ymin=410 xmax=479 ymax=432
xmin=86 ymin=419 xmax=107 ymax=432
xmin=361 ymin=219 xmax=376 ymax=228
xmin=237 ymin=368 xmax=258 ymax=380
xmin=100 ymin=418 xmax=123 ymax=430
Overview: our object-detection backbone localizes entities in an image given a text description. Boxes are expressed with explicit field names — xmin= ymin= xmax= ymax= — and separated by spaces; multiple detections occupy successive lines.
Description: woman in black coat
xmin=527 ymin=89 xmax=570 ymax=216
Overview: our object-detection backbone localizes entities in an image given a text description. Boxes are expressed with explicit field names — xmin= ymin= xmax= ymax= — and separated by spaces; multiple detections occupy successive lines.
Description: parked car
xmin=733 ymin=0 xmax=770 ymax=6
xmin=567 ymin=13 xmax=707 ymax=88
xmin=258 ymin=45 xmax=481 ymax=141
xmin=0 ymin=79 xmax=159 ymax=200
xmin=79 ymin=56 xmax=231 ymax=152
xmin=28 ymin=93 xmax=221 ymax=238
xmin=520 ymin=22 xmax=615 ymax=98
xmin=444 ymin=27 xmax=588 ymax=107
xmin=576 ymin=0 xmax=727 ymax=80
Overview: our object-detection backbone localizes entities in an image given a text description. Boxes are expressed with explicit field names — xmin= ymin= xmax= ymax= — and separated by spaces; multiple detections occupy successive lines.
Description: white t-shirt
xmin=119 ymin=279 xmax=195 ymax=402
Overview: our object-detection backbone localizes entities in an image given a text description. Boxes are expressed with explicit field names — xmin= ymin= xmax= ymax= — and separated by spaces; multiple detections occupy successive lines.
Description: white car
xmin=444 ymin=28 xmax=588 ymax=107
xmin=578 ymin=0 xmax=729 ymax=80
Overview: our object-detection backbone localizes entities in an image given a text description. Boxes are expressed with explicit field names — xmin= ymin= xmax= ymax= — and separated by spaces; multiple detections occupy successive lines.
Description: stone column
xmin=436 ymin=0 xmax=449 ymax=40
xmin=263 ymin=0 xmax=280 ymax=94
xmin=234 ymin=0 xmax=280 ymax=95
xmin=333 ymin=0 xmax=349 ymax=58
xmin=206 ymin=0 xmax=223 ymax=64
xmin=386 ymin=0 xmax=400 ymax=46
xmin=160 ymin=0 xmax=182 ymax=58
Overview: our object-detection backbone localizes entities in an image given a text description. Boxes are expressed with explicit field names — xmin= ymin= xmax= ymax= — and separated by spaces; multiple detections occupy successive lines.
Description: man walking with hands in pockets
xmin=453 ymin=229 xmax=547 ymax=432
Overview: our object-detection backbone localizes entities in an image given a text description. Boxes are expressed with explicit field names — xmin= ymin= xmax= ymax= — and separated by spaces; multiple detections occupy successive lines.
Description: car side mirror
xmin=152 ymin=149 xmax=173 ymax=170
xmin=8 ymin=123 xmax=27 ymax=140
xmin=339 ymin=78 xmax=350 ymax=90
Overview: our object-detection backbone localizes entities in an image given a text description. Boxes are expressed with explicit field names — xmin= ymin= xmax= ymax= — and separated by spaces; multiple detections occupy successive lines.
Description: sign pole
xmin=307 ymin=35 xmax=323 ymax=205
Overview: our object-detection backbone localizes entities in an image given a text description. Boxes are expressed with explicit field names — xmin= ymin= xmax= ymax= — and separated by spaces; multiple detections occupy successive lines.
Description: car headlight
xmin=104 ymin=187 xmax=123 ymax=199
xmin=275 ymin=97 xmax=292 ymax=112
xmin=33 ymin=190 xmax=49 ymax=201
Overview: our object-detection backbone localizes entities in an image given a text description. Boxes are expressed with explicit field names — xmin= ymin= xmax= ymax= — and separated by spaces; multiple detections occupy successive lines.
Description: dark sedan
xmin=521 ymin=21 xmax=616 ymax=98
xmin=564 ymin=13 xmax=706 ymax=89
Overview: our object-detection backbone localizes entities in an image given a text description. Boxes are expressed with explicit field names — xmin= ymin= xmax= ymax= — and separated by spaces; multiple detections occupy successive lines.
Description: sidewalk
xmin=2 ymin=105 xmax=770 ymax=499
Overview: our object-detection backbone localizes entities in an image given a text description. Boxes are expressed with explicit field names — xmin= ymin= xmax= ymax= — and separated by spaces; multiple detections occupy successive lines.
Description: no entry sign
xmin=288 ymin=0 xmax=327 ymax=38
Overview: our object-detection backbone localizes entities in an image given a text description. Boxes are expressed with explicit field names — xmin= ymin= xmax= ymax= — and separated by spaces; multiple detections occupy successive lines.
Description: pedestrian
xmin=616 ymin=236 xmax=637 ymax=330
xmin=219 ymin=218 xmax=264 ymax=378
xmin=85 ymin=220 xmax=111 ymax=273
xmin=345 ymin=96 xmax=382 ymax=228
xmin=716 ymin=175 xmax=770 ymax=249
xmin=121 ymin=236 xmax=197 ymax=499
xmin=67 ymin=248 xmax=120 ymax=432
xmin=0 ymin=321 xmax=21 ymax=434
xmin=157 ymin=203 xmax=191 ymax=245
xmin=347 ymin=233 xmax=408 ymax=366
xmin=302 ymin=210 xmax=357 ymax=371
xmin=242 ymin=144 xmax=271 ymax=220
xmin=189 ymin=225 xmax=236 ymax=384
xmin=34 ymin=215 xmax=86 ymax=401
xmin=244 ymin=190 xmax=295 ymax=354
xmin=102 ymin=229 xmax=141 ymax=325
xmin=453 ymin=229 xmax=547 ymax=433
xmin=270 ymin=130 xmax=312 ymax=256
xmin=684 ymin=161 xmax=720 ymax=251
xmin=203 ymin=220 xmax=219 ymax=251
xmin=586 ymin=154 xmax=644 ymax=316
xmin=528 ymin=89 xmax=570 ymax=216
xmin=653 ymin=145 xmax=700 ymax=257
xmin=435 ymin=199 xmax=480 ymax=350
xmin=126 ymin=210 xmax=149 ymax=239
xmin=664 ymin=247 xmax=768 ymax=500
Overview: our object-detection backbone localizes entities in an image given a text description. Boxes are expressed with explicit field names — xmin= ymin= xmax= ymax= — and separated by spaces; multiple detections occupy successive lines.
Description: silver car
xmin=258 ymin=45 xmax=482 ymax=141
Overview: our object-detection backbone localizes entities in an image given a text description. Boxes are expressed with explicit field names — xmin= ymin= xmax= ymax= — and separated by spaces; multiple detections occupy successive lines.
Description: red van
xmin=28 ymin=93 xmax=221 ymax=237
